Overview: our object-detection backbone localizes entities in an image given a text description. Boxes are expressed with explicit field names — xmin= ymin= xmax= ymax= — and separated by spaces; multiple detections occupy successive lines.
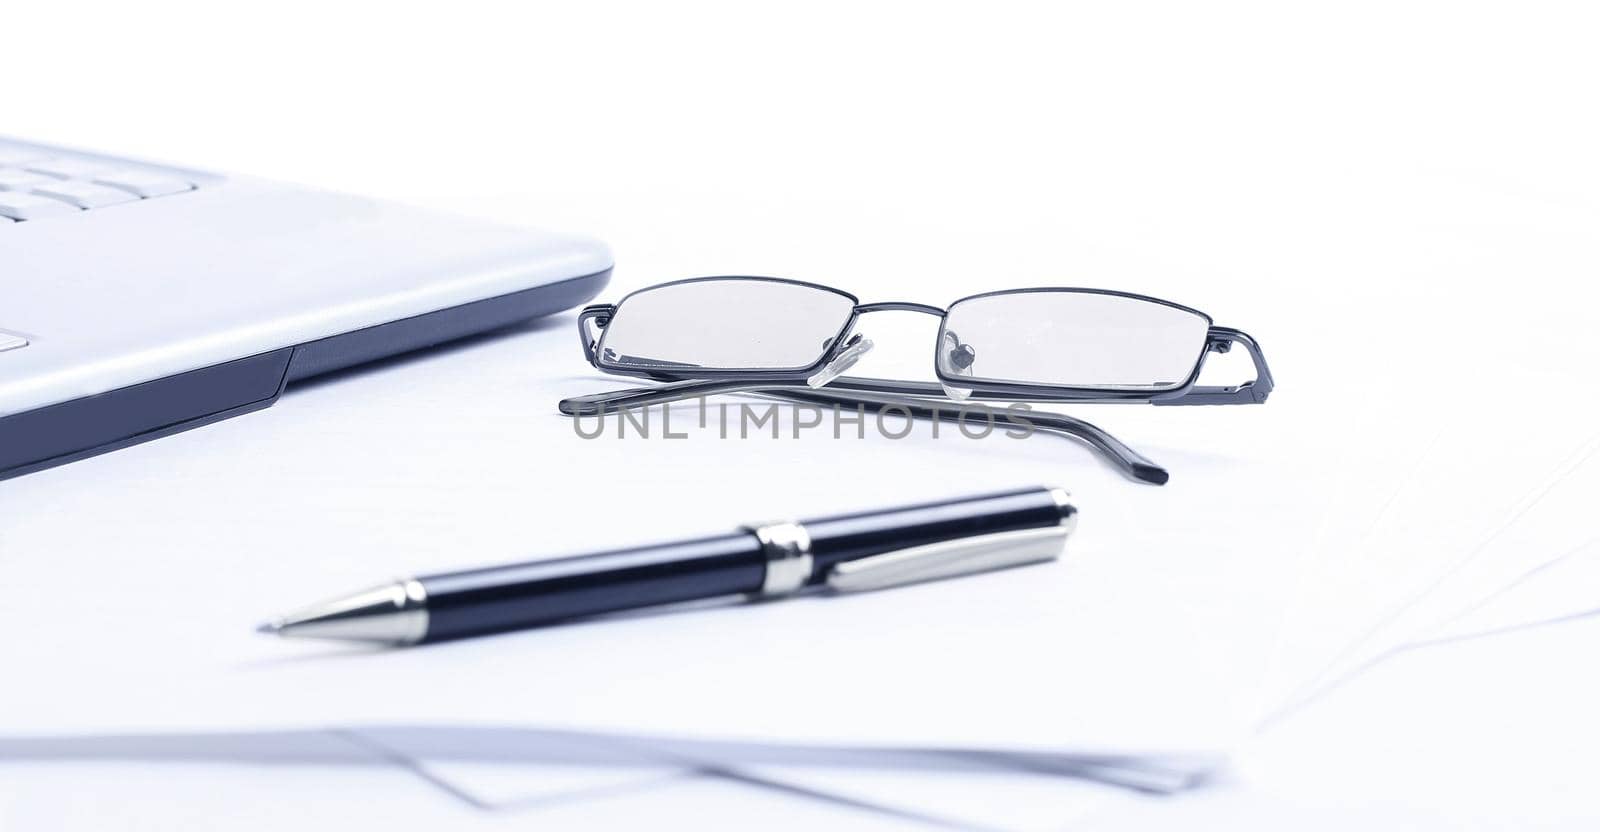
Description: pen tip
xmin=256 ymin=619 xmax=283 ymax=636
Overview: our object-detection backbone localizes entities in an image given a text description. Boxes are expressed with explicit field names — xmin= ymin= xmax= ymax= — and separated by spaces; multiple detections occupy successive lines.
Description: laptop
xmin=0 ymin=137 xmax=612 ymax=480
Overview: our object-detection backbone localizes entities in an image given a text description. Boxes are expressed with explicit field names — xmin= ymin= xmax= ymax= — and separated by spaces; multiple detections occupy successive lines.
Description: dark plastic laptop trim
xmin=0 ymin=267 xmax=611 ymax=481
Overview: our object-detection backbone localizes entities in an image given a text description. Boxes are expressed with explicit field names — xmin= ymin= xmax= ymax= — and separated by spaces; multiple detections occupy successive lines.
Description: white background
xmin=5 ymin=1 xmax=1599 ymax=829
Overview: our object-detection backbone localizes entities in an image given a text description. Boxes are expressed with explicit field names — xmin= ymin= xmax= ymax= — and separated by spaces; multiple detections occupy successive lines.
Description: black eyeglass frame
xmin=564 ymin=276 xmax=1275 ymax=486
xmin=575 ymin=276 xmax=1273 ymax=406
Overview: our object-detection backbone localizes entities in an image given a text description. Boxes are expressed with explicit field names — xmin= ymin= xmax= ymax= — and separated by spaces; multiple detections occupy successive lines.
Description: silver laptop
xmin=0 ymin=137 xmax=612 ymax=480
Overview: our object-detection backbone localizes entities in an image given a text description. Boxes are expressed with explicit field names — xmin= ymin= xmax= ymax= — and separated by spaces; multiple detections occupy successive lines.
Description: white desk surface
xmin=5 ymin=2 xmax=1599 ymax=829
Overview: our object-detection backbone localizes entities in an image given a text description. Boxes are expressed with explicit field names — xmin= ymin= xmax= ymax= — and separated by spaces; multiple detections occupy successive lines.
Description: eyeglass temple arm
xmin=773 ymin=388 xmax=1169 ymax=485
xmin=1153 ymin=327 xmax=1275 ymax=406
xmin=559 ymin=378 xmax=1169 ymax=485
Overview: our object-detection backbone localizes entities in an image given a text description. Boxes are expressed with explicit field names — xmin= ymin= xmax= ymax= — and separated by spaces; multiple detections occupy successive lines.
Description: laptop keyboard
xmin=0 ymin=141 xmax=197 ymax=223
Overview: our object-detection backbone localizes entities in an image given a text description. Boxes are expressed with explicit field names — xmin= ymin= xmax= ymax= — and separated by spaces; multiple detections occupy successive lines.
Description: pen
xmin=258 ymin=486 xmax=1077 ymax=646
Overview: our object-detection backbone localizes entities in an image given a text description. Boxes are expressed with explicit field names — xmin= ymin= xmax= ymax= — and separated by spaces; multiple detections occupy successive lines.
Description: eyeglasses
xmin=563 ymin=276 xmax=1274 ymax=484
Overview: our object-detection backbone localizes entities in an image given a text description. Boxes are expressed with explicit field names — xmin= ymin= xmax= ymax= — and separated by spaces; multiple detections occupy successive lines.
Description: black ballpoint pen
xmin=258 ymin=486 xmax=1078 ymax=646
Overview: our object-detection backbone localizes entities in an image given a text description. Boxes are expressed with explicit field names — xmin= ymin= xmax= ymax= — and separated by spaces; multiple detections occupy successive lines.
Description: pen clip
xmin=824 ymin=524 xmax=1070 ymax=594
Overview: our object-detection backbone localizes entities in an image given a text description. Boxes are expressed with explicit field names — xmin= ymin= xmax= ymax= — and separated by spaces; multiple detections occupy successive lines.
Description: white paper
xmin=0 ymin=317 xmax=1357 ymax=759
xmin=1282 ymin=446 xmax=1600 ymax=703
xmin=1257 ymin=360 xmax=1600 ymax=719
xmin=1423 ymin=537 xmax=1600 ymax=644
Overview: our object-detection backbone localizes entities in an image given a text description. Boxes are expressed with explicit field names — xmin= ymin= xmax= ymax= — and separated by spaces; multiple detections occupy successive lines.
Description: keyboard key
xmin=0 ymin=168 xmax=54 ymax=191
xmin=0 ymin=192 xmax=83 ymax=220
xmin=93 ymin=170 xmax=195 ymax=198
xmin=24 ymin=158 xmax=115 ymax=179
xmin=30 ymin=180 xmax=139 ymax=209
xmin=0 ymin=333 xmax=27 ymax=352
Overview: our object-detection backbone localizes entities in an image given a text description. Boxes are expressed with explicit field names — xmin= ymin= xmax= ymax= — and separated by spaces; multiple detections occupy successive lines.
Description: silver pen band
xmin=746 ymin=521 xmax=815 ymax=596
xmin=1048 ymin=486 xmax=1078 ymax=533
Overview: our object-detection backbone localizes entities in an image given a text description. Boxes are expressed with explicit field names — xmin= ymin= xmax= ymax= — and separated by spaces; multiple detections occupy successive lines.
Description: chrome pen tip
xmin=252 ymin=581 xmax=430 ymax=645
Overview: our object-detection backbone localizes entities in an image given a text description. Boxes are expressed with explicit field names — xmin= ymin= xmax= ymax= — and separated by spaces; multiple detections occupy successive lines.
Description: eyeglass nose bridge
xmin=847 ymin=299 xmax=953 ymax=364
xmin=848 ymin=302 xmax=980 ymax=400
xmin=853 ymin=301 xmax=947 ymax=317
xmin=850 ymin=301 xmax=971 ymax=365
xmin=851 ymin=302 xmax=971 ymax=358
